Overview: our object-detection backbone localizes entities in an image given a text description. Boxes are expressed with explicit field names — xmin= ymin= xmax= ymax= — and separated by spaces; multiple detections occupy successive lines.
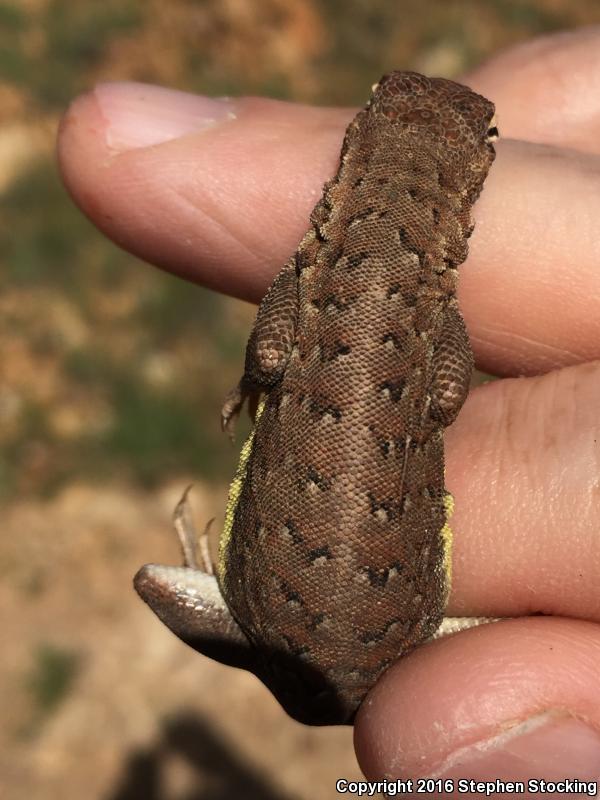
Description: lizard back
xmin=219 ymin=72 xmax=496 ymax=724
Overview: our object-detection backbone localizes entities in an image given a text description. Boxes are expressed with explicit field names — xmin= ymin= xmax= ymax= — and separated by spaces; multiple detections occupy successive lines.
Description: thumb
xmin=57 ymin=81 xmax=351 ymax=302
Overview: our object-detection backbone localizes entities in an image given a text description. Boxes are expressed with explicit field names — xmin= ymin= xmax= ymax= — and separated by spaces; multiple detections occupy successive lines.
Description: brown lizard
xmin=134 ymin=71 xmax=497 ymax=726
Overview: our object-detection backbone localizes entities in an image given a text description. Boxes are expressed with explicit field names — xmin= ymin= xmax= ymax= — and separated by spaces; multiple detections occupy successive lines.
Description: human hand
xmin=58 ymin=27 xmax=600 ymax=781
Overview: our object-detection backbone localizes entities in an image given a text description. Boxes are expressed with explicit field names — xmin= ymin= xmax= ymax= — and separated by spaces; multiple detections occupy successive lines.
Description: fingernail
xmin=94 ymin=81 xmax=237 ymax=151
xmin=438 ymin=712 xmax=600 ymax=780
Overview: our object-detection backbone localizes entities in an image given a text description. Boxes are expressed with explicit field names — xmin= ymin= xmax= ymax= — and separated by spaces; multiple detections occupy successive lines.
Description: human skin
xmin=57 ymin=28 xmax=600 ymax=780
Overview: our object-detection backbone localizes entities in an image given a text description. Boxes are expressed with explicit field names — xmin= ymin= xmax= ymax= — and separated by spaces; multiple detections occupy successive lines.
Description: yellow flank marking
xmin=440 ymin=492 xmax=454 ymax=594
xmin=219 ymin=399 xmax=266 ymax=581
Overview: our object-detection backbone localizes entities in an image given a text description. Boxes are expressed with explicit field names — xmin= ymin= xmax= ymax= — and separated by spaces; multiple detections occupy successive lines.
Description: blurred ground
xmin=2 ymin=1 xmax=600 ymax=798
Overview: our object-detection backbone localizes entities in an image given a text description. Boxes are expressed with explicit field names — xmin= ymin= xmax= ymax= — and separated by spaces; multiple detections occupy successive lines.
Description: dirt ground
xmin=2 ymin=482 xmax=362 ymax=800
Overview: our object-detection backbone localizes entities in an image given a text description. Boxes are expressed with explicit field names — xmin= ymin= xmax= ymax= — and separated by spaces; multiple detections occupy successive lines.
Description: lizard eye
xmin=486 ymin=114 xmax=499 ymax=142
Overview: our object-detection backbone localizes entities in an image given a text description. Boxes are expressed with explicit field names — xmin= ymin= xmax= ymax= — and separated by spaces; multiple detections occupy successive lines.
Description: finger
xmin=354 ymin=618 xmax=600 ymax=780
xmin=464 ymin=26 xmax=600 ymax=154
xmin=445 ymin=360 xmax=600 ymax=623
xmin=467 ymin=138 xmax=600 ymax=376
xmin=57 ymin=82 xmax=351 ymax=302
xmin=57 ymin=83 xmax=600 ymax=376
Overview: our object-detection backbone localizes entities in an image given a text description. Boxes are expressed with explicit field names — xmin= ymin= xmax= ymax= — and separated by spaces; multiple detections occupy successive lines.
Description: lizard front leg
xmin=430 ymin=300 xmax=474 ymax=426
xmin=221 ymin=257 xmax=299 ymax=435
xmin=429 ymin=302 xmax=498 ymax=636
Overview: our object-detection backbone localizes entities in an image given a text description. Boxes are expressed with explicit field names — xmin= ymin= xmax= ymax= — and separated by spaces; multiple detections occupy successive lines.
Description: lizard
xmin=134 ymin=71 xmax=497 ymax=726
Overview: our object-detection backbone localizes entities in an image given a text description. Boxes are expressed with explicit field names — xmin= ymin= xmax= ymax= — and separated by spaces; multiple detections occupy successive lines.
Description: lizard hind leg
xmin=134 ymin=488 xmax=256 ymax=671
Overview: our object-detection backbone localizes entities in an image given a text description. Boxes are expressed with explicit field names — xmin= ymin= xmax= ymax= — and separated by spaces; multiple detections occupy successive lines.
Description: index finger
xmin=57 ymin=78 xmax=600 ymax=378
xmin=466 ymin=27 xmax=600 ymax=153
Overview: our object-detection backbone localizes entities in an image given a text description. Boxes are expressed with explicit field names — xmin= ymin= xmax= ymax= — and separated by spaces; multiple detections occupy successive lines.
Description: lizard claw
xmin=173 ymin=486 xmax=215 ymax=574
xmin=221 ymin=382 xmax=245 ymax=440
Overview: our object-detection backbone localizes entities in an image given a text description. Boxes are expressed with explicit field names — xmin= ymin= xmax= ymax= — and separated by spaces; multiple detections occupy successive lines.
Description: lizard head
xmin=368 ymin=70 xmax=497 ymax=204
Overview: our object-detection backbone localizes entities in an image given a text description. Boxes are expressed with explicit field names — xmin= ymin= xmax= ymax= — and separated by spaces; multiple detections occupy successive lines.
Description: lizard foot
xmin=173 ymin=485 xmax=214 ymax=575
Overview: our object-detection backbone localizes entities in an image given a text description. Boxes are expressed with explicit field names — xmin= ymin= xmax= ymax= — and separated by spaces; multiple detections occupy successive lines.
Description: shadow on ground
xmin=109 ymin=711 xmax=295 ymax=800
